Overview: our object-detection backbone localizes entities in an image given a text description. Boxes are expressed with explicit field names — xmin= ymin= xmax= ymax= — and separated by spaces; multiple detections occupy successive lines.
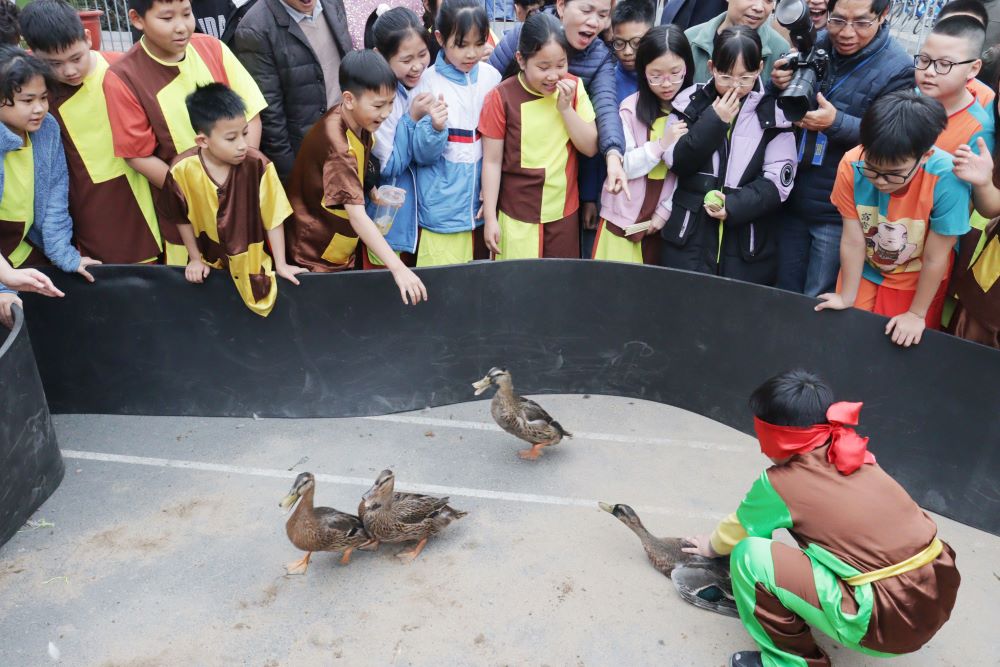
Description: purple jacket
xmin=661 ymin=81 xmax=796 ymax=273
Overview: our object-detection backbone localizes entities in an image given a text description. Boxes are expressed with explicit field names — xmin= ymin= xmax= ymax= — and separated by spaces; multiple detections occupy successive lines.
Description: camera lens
xmin=778 ymin=68 xmax=818 ymax=122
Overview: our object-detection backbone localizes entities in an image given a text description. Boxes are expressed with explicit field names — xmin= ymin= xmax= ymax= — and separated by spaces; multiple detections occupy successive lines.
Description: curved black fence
xmin=0 ymin=305 xmax=64 ymax=548
xmin=19 ymin=262 xmax=1000 ymax=536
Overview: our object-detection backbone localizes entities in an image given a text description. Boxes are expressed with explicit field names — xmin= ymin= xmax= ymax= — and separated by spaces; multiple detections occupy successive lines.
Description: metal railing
xmin=76 ymin=0 xmax=134 ymax=52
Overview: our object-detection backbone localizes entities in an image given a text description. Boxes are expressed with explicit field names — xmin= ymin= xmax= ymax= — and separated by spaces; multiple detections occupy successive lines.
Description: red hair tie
xmin=753 ymin=401 xmax=876 ymax=475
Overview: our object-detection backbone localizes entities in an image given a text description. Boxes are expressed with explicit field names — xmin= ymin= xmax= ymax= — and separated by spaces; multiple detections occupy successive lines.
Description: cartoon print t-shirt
xmin=831 ymin=146 xmax=972 ymax=290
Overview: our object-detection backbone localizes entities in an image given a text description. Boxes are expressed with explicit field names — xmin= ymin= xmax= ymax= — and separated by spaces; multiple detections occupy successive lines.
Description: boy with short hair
xmin=0 ymin=1 xmax=20 ymax=46
xmin=19 ymin=0 xmax=163 ymax=265
xmin=157 ymin=83 xmax=304 ymax=317
xmin=512 ymin=0 xmax=544 ymax=22
xmin=681 ymin=370 xmax=960 ymax=667
xmin=916 ymin=15 xmax=994 ymax=154
xmin=286 ymin=50 xmax=427 ymax=305
xmin=934 ymin=0 xmax=996 ymax=104
xmin=103 ymin=0 xmax=267 ymax=264
xmin=819 ymin=91 xmax=971 ymax=347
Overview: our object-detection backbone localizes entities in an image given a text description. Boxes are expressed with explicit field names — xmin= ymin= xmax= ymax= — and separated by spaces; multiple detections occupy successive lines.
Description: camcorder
xmin=775 ymin=0 xmax=829 ymax=122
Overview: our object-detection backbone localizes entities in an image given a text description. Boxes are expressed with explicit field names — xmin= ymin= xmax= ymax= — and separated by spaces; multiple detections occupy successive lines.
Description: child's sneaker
xmin=729 ymin=651 xmax=763 ymax=667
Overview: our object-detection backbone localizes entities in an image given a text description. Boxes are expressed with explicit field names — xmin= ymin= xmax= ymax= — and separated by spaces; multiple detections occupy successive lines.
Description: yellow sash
xmin=844 ymin=538 xmax=943 ymax=586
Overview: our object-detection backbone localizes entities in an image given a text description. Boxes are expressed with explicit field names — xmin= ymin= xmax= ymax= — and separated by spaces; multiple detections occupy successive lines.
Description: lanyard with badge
xmin=797 ymin=41 xmax=888 ymax=166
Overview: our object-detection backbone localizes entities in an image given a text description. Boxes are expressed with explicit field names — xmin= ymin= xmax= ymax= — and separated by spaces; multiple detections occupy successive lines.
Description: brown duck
xmin=279 ymin=472 xmax=373 ymax=575
xmin=358 ymin=469 xmax=467 ymax=561
xmin=472 ymin=367 xmax=571 ymax=460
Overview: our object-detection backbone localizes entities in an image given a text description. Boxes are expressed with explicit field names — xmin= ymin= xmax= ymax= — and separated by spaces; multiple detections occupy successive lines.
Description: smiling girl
xmin=366 ymin=7 xmax=447 ymax=268
xmin=0 ymin=46 xmax=100 ymax=310
xmin=489 ymin=0 xmax=631 ymax=203
xmin=411 ymin=0 xmax=501 ymax=266
xmin=479 ymin=12 xmax=598 ymax=260
xmin=594 ymin=25 xmax=694 ymax=265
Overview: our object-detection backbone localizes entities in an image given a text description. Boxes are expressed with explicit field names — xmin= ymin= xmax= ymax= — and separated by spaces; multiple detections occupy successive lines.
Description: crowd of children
xmin=0 ymin=0 xmax=997 ymax=351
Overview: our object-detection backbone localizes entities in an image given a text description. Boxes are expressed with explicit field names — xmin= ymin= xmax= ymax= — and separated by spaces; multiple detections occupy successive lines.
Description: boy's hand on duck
xmin=885 ymin=311 xmax=926 ymax=347
xmin=409 ymin=92 xmax=434 ymax=122
xmin=429 ymin=94 xmax=448 ymax=131
xmin=953 ymin=138 xmax=993 ymax=186
xmin=0 ymin=292 xmax=22 ymax=329
xmin=814 ymin=292 xmax=852 ymax=312
xmin=555 ymin=79 xmax=575 ymax=111
xmin=185 ymin=258 xmax=210 ymax=284
xmin=390 ymin=265 xmax=427 ymax=305
xmin=712 ymin=88 xmax=741 ymax=124
xmin=277 ymin=264 xmax=308 ymax=286
xmin=660 ymin=121 xmax=688 ymax=149
xmin=681 ymin=534 xmax=721 ymax=558
xmin=484 ymin=219 xmax=502 ymax=255
xmin=76 ymin=257 xmax=102 ymax=283
xmin=797 ymin=93 xmax=836 ymax=132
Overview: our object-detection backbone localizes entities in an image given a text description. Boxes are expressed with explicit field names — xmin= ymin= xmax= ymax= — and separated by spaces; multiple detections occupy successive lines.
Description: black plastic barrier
xmin=19 ymin=262 xmax=1000 ymax=536
xmin=0 ymin=305 xmax=64 ymax=548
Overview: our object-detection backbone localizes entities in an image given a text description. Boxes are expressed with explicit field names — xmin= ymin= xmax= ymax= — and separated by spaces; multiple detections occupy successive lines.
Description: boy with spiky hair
xmin=103 ymin=0 xmax=266 ymax=264
xmin=19 ymin=0 xmax=164 ymax=265
xmin=157 ymin=83 xmax=304 ymax=317
xmin=820 ymin=91 xmax=971 ymax=346
xmin=286 ymin=50 xmax=427 ymax=305
xmin=916 ymin=15 xmax=993 ymax=154
xmin=682 ymin=370 xmax=960 ymax=667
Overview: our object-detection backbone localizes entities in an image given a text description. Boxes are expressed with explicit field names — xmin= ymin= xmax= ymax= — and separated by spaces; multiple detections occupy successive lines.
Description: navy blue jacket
xmin=489 ymin=22 xmax=625 ymax=157
xmin=774 ymin=26 xmax=914 ymax=224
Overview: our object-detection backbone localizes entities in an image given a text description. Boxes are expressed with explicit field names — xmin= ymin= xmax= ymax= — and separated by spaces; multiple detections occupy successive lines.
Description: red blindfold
xmin=753 ymin=401 xmax=876 ymax=475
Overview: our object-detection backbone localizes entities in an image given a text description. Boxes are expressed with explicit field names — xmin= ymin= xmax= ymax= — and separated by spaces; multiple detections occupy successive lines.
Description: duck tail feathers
xmin=552 ymin=421 xmax=572 ymax=438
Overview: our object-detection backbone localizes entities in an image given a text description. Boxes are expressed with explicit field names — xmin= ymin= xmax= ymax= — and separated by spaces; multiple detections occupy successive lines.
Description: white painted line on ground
xmin=364 ymin=414 xmax=752 ymax=453
xmin=61 ymin=449 xmax=722 ymax=520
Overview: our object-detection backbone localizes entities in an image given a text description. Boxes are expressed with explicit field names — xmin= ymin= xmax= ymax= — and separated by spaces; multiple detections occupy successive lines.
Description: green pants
xmin=730 ymin=537 xmax=897 ymax=667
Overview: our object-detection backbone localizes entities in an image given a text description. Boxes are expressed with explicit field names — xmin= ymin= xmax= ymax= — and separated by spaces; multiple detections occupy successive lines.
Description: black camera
xmin=775 ymin=0 xmax=829 ymax=122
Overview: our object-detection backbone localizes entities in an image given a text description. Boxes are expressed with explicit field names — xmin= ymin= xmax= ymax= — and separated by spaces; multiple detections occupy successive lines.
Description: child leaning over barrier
xmin=593 ymin=24 xmax=692 ymax=265
xmin=819 ymin=91 xmax=971 ymax=346
xmin=680 ymin=369 xmax=960 ymax=667
xmin=479 ymin=12 xmax=597 ymax=260
xmin=157 ymin=84 xmax=304 ymax=317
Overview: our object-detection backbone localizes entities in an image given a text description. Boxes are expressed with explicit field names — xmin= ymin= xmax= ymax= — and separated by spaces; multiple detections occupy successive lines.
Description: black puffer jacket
xmin=232 ymin=0 xmax=353 ymax=180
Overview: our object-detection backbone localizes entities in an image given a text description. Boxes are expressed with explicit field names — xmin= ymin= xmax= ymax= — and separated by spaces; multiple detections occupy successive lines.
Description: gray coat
xmin=232 ymin=0 xmax=353 ymax=180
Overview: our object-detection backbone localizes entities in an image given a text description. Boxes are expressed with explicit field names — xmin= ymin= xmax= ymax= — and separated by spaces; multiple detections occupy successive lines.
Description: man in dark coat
xmin=658 ymin=0 xmax=727 ymax=30
xmin=232 ymin=0 xmax=353 ymax=181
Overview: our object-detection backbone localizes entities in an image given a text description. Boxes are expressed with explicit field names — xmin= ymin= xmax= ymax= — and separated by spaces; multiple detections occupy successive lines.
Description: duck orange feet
xmin=517 ymin=442 xmax=549 ymax=460
xmin=396 ymin=537 xmax=429 ymax=561
xmin=285 ymin=551 xmax=312 ymax=575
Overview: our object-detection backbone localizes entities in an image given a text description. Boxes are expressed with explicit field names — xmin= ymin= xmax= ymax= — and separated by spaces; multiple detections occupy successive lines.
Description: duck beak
xmin=472 ymin=376 xmax=492 ymax=395
xmin=279 ymin=492 xmax=299 ymax=510
xmin=598 ymin=502 xmax=615 ymax=513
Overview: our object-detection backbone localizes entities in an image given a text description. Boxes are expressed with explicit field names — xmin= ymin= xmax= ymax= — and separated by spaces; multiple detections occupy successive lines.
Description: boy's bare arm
xmin=884 ymin=230 xmax=955 ymax=347
xmin=266 ymin=226 xmax=307 ymax=285
xmin=344 ymin=204 xmax=427 ymax=305
xmin=481 ymin=137 xmax=503 ymax=255
xmin=126 ymin=156 xmax=170 ymax=189
xmin=247 ymin=114 xmax=262 ymax=150
xmin=815 ymin=217 xmax=865 ymax=311
xmin=176 ymin=223 xmax=209 ymax=283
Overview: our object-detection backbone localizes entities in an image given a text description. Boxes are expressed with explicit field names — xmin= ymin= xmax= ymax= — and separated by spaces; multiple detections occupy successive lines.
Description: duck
xmin=472 ymin=367 xmax=572 ymax=460
xmin=358 ymin=469 xmax=467 ymax=561
xmin=599 ymin=502 xmax=738 ymax=617
xmin=279 ymin=472 xmax=373 ymax=575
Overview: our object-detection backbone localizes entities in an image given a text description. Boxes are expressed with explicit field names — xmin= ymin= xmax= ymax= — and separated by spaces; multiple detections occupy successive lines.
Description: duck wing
xmin=391 ymin=492 xmax=451 ymax=523
xmin=517 ymin=396 xmax=557 ymax=425
xmin=313 ymin=507 xmax=368 ymax=537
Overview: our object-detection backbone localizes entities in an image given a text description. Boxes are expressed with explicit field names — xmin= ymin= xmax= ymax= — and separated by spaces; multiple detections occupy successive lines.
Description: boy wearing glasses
xmin=915 ymin=16 xmax=993 ymax=155
xmin=819 ymin=91 xmax=971 ymax=346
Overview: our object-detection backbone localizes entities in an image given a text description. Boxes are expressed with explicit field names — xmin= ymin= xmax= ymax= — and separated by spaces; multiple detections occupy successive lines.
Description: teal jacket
xmin=0 ymin=114 xmax=80 ymax=293
xmin=684 ymin=13 xmax=790 ymax=85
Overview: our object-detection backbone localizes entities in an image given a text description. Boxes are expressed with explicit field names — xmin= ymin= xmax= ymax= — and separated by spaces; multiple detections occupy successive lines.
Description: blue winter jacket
xmin=489 ymin=18 xmax=625 ymax=157
xmin=367 ymin=82 xmax=447 ymax=253
xmin=580 ymin=62 xmax=638 ymax=203
xmin=771 ymin=25 xmax=914 ymax=225
xmin=0 ymin=114 xmax=80 ymax=293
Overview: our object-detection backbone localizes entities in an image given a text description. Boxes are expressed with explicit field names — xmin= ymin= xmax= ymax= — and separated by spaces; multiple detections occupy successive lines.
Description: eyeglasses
xmin=855 ymin=158 xmax=921 ymax=185
xmin=826 ymin=15 xmax=879 ymax=32
xmin=646 ymin=71 xmax=686 ymax=86
xmin=714 ymin=74 xmax=757 ymax=89
xmin=612 ymin=37 xmax=642 ymax=52
xmin=913 ymin=54 xmax=977 ymax=75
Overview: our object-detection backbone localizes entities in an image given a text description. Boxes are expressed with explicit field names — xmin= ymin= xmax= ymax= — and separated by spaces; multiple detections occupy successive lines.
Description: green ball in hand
xmin=704 ymin=190 xmax=724 ymax=208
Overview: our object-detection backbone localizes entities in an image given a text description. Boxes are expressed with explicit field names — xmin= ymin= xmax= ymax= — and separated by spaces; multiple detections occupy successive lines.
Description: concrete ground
xmin=1 ymin=395 xmax=997 ymax=667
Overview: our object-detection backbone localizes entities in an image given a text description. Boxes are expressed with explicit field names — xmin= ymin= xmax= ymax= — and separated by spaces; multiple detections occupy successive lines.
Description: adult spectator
xmin=771 ymin=0 xmax=913 ymax=297
xmin=685 ymin=1 xmax=789 ymax=83
xmin=232 ymin=0 xmax=353 ymax=182
xmin=657 ymin=0 xmax=727 ymax=30
xmin=807 ymin=0 xmax=828 ymax=30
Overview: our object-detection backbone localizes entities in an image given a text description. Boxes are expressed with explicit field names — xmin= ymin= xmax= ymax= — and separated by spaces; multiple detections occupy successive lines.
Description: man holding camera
xmin=771 ymin=0 xmax=913 ymax=297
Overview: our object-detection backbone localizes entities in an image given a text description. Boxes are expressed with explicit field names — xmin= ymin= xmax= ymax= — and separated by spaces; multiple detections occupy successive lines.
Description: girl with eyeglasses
xmin=656 ymin=25 xmax=797 ymax=285
xmin=592 ymin=25 xmax=693 ymax=264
